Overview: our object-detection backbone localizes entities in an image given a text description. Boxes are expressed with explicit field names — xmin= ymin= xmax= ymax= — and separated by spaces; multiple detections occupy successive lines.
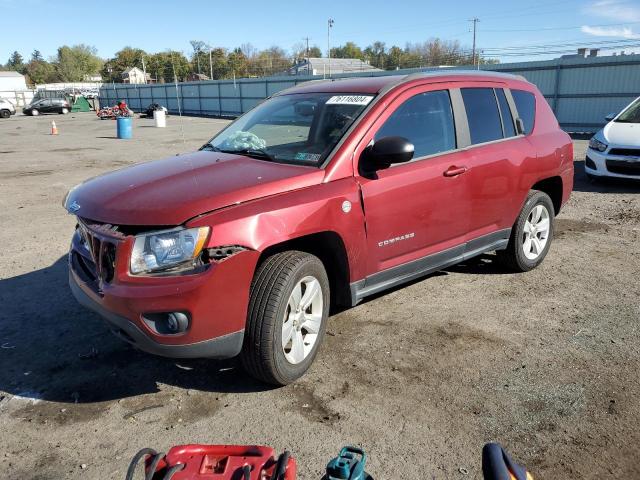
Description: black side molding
xmin=349 ymin=228 xmax=511 ymax=305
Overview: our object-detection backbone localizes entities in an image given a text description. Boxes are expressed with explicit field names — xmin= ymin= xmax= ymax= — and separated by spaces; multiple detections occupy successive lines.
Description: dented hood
xmin=67 ymin=151 xmax=324 ymax=225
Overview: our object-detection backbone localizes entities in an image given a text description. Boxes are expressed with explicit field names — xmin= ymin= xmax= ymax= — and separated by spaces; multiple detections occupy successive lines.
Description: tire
xmin=240 ymin=251 xmax=330 ymax=386
xmin=496 ymin=190 xmax=555 ymax=272
xmin=61 ymin=108 xmax=69 ymax=114
xmin=0 ymin=110 xmax=10 ymax=119
xmin=31 ymin=109 xmax=39 ymax=116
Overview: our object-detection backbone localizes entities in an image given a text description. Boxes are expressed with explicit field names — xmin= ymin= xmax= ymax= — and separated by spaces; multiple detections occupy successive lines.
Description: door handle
xmin=443 ymin=165 xmax=468 ymax=177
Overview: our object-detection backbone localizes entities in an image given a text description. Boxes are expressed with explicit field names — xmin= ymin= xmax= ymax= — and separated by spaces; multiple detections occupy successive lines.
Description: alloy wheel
xmin=522 ymin=204 xmax=550 ymax=260
xmin=281 ymin=275 xmax=323 ymax=364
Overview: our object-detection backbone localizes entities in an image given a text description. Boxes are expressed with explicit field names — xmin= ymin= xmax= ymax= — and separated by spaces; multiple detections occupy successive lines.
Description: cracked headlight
xmin=588 ymin=137 xmax=608 ymax=152
xmin=130 ymin=226 xmax=210 ymax=274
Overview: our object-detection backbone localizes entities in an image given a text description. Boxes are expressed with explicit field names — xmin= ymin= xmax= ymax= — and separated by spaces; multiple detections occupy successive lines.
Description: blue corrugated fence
xmin=100 ymin=54 xmax=640 ymax=132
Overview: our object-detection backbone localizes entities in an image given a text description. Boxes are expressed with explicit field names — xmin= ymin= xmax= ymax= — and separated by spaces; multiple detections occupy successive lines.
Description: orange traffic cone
xmin=51 ymin=121 xmax=58 ymax=135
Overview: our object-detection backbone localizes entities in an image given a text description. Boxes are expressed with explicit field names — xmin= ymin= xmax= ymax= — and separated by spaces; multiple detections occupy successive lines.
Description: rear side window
xmin=461 ymin=88 xmax=503 ymax=145
xmin=495 ymin=89 xmax=516 ymax=138
xmin=512 ymin=90 xmax=536 ymax=135
xmin=376 ymin=90 xmax=456 ymax=159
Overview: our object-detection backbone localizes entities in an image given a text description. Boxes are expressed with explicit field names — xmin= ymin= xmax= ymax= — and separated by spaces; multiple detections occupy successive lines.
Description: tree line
xmin=2 ymin=38 xmax=496 ymax=85
xmin=2 ymin=45 xmax=103 ymax=84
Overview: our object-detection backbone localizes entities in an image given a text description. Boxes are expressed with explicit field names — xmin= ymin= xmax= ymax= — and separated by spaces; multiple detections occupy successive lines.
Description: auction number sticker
xmin=326 ymin=95 xmax=373 ymax=105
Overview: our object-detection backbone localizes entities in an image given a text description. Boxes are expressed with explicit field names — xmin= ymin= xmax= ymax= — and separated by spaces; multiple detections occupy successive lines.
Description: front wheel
xmin=496 ymin=190 xmax=555 ymax=272
xmin=31 ymin=109 xmax=39 ymax=116
xmin=240 ymin=251 xmax=329 ymax=386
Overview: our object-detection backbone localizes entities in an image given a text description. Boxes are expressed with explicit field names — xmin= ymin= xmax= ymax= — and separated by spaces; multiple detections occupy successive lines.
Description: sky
xmin=2 ymin=0 xmax=640 ymax=64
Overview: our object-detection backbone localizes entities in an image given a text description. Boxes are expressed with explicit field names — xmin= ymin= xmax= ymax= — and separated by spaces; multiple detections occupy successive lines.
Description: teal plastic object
xmin=326 ymin=446 xmax=371 ymax=480
xmin=116 ymin=116 xmax=132 ymax=139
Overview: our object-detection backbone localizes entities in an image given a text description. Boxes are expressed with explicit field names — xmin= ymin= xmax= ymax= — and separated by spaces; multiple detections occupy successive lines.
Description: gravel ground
xmin=0 ymin=113 xmax=638 ymax=479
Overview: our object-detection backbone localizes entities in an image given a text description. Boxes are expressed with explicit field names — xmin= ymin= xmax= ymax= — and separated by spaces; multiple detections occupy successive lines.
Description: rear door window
xmin=461 ymin=88 xmax=503 ymax=145
xmin=495 ymin=89 xmax=516 ymax=138
xmin=511 ymin=90 xmax=536 ymax=135
xmin=375 ymin=90 xmax=456 ymax=159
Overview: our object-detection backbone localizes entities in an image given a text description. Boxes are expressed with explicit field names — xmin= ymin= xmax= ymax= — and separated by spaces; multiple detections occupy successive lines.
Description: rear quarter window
xmin=511 ymin=90 xmax=536 ymax=135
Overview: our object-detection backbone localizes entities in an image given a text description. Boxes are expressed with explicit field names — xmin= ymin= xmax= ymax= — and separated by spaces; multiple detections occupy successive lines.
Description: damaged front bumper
xmin=68 ymin=224 xmax=260 ymax=359
xmin=69 ymin=271 xmax=245 ymax=358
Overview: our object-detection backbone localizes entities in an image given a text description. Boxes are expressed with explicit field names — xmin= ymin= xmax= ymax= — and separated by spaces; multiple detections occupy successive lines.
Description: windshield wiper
xmin=200 ymin=144 xmax=275 ymax=162
xmin=222 ymin=148 xmax=275 ymax=161
xmin=200 ymin=143 xmax=221 ymax=151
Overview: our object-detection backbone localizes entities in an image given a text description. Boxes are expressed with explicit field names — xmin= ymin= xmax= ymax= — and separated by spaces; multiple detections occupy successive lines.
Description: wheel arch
xmin=531 ymin=176 xmax=563 ymax=215
xmin=258 ymin=231 xmax=352 ymax=309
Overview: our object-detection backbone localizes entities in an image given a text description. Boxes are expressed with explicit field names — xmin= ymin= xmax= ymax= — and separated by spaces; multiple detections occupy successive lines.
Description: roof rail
xmin=402 ymin=69 xmax=528 ymax=83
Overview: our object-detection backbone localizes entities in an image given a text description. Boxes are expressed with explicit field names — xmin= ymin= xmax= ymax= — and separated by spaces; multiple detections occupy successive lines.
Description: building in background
xmin=288 ymin=57 xmax=383 ymax=76
xmin=0 ymin=71 xmax=33 ymax=107
xmin=187 ymin=73 xmax=210 ymax=82
xmin=121 ymin=67 xmax=150 ymax=84
xmin=84 ymin=73 xmax=103 ymax=82
xmin=0 ymin=71 xmax=28 ymax=91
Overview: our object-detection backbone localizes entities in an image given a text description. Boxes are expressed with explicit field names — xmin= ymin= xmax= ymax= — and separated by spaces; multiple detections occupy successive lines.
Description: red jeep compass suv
xmin=65 ymin=71 xmax=573 ymax=385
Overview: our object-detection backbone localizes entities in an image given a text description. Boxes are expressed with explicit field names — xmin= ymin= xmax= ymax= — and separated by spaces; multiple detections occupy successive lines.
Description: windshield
xmin=615 ymin=97 xmax=640 ymax=123
xmin=204 ymin=92 xmax=374 ymax=166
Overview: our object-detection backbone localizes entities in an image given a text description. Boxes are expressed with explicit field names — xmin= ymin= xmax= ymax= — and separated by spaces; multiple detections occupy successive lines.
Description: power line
xmin=483 ymin=20 xmax=640 ymax=33
xmin=482 ymin=38 xmax=640 ymax=52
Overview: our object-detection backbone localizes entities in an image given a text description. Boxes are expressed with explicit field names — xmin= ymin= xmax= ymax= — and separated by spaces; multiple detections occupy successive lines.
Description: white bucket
xmin=153 ymin=109 xmax=166 ymax=128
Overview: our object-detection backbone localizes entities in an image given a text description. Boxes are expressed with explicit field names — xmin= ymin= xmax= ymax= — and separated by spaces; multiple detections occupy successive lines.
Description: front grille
xmin=73 ymin=219 xmax=121 ymax=291
xmin=606 ymin=160 xmax=640 ymax=176
xmin=608 ymin=148 xmax=640 ymax=157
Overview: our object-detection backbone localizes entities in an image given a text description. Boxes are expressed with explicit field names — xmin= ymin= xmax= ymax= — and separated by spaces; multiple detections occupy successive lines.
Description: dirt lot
xmin=0 ymin=112 xmax=638 ymax=479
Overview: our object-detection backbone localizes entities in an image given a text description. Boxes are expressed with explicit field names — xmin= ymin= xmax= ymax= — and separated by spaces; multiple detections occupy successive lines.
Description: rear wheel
xmin=61 ymin=107 xmax=69 ymax=114
xmin=0 ymin=110 xmax=10 ymax=119
xmin=240 ymin=251 xmax=329 ymax=385
xmin=496 ymin=190 xmax=555 ymax=272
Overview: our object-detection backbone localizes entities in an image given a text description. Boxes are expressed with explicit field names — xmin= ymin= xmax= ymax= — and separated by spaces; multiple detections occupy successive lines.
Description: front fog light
xmin=142 ymin=312 xmax=190 ymax=334
xmin=130 ymin=226 xmax=209 ymax=274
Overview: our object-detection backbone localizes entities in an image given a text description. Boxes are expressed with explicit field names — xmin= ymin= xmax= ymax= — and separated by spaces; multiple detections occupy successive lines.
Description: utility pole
xmin=470 ymin=17 xmax=480 ymax=67
xmin=302 ymin=36 xmax=310 ymax=75
xmin=209 ymin=48 xmax=213 ymax=80
xmin=303 ymin=36 xmax=310 ymax=59
xmin=141 ymin=54 xmax=147 ymax=84
xmin=327 ymin=18 xmax=334 ymax=77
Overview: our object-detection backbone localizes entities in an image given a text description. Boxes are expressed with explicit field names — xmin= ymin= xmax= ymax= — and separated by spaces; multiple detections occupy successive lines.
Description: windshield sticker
xmin=326 ymin=95 xmax=373 ymax=106
xmin=294 ymin=152 xmax=322 ymax=162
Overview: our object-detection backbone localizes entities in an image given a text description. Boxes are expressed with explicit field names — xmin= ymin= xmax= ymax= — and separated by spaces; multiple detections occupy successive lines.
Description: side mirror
xmin=605 ymin=113 xmax=616 ymax=122
xmin=360 ymin=136 xmax=414 ymax=178
xmin=515 ymin=118 xmax=525 ymax=135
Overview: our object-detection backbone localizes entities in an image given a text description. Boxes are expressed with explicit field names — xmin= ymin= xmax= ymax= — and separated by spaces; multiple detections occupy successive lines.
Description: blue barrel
xmin=116 ymin=117 xmax=132 ymax=139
